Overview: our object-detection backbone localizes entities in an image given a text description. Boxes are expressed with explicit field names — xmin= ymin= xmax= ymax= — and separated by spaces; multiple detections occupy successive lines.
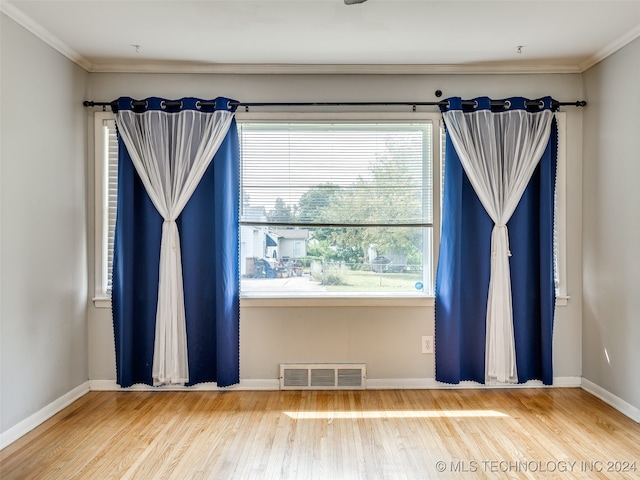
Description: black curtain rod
xmin=83 ymin=99 xmax=587 ymax=110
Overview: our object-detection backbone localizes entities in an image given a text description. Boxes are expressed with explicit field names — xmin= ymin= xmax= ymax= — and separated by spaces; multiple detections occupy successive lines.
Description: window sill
xmin=94 ymin=295 xmax=569 ymax=309
xmin=242 ymin=294 xmax=570 ymax=308
xmin=241 ymin=295 xmax=435 ymax=308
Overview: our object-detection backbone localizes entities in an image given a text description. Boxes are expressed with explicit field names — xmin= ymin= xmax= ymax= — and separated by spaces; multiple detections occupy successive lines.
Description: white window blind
xmin=94 ymin=114 xmax=119 ymax=301
xmin=106 ymin=120 xmax=118 ymax=292
xmin=239 ymin=123 xmax=432 ymax=227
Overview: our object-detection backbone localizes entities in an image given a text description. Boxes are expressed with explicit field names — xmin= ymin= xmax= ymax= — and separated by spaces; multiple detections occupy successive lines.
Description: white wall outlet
xmin=422 ymin=335 xmax=434 ymax=354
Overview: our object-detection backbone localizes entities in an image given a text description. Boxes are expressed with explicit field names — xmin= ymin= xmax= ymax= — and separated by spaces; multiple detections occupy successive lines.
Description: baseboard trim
xmin=89 ymin=379 xmax=281 ymax=391
xmin=366 ymin=376 xmax=582 ymax=389
xmin=0 ymin=381 xmax=90 ymax=450
xmin=581 ymin=378 xmax=640 ymax=424
xmin=90 ymin=377 xmax=581 ymax=391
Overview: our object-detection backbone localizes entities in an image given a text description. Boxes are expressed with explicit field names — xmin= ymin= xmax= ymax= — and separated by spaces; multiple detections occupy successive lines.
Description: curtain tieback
xmin=492 ymin=224 xmax=512 ymax=257
xmin=164 ymin=219 xmax=179 ymax=252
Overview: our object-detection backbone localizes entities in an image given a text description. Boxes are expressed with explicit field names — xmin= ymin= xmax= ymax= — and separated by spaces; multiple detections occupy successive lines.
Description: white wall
xmin=87 ymin=72 xmax=584 ymax=384
xmin=582 ymin=38 xmax=640 ymax=411
xmin=0 ymin=15 xmax=89 ymax=434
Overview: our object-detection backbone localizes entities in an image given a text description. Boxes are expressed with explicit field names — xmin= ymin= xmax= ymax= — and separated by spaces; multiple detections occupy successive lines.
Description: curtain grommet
xmin=160 ymin=100 xmax=182 ymax=110
xmin=503 ymin=100 xmax=511 ymax=110
xmin=195 ymin=101 xmax=202 ymax=110
xmin=130 ymin=100 xmax=148 ymax=110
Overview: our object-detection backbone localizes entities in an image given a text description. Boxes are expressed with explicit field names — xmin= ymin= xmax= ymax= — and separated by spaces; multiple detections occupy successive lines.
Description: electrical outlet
xmin=422 ymin=335 xmax=433 ymax=354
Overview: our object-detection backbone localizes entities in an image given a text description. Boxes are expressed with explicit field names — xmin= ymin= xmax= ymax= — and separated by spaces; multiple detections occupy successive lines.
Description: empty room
xmin=1 ymin=1 xmax=639 ymax=478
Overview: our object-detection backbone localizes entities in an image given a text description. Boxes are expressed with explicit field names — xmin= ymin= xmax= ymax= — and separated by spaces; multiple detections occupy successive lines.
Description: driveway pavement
xmin=241 ymin=275 xmax=326 ymax=292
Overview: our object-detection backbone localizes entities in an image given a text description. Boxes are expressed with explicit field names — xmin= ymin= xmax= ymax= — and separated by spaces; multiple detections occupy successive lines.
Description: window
xmin=93 ymin=110 xmax=566 ymax=305
xmin=93 ymin=112 xmax=118 ymax=303
xmin=238 ymin=113 xmax=441 ymax=297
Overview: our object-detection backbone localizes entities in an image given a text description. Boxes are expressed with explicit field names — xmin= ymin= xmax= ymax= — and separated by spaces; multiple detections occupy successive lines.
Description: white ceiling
xmin=3 ymin=0 xmax=640 ymax=74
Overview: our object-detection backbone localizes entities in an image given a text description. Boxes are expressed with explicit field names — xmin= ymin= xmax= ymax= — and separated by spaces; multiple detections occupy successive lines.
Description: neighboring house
xmin=269 ymin=229 xmax=309 ymax=260
xmin=240 ymin=206 xmax=267 ymax=277
xmin=242 ymin=227 xmax=309 ymax=277
xmin=240 ymin=225 xmax=267 ymax=277
xmin=240 ymin=205 xmax=309 ymax=276
xmin=265 ymin=233 xmax=278 ymax=259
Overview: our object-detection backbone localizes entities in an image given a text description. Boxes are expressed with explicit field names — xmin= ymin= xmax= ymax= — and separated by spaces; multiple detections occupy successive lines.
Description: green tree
xmin=316 ymin=139 xmax=425 ymax=267
xmin=292 ymin=137 xmax=426 ymax=269
xmin=296 ymin=184 xmax=339 ymax=243
xmin=296 ymin=183 xmax=339 ymax=223
xmin=267 ymin=197 xmax=293 ymax=222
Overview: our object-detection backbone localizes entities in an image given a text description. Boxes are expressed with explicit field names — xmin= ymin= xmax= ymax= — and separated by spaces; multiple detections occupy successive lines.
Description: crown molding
xmin=88 ymin=61 xmax=582 ymax=75
xmin=578 ymin=23 xmax=640 ymax=72
xmin=1 ymin=0 xmax=93 ymax=71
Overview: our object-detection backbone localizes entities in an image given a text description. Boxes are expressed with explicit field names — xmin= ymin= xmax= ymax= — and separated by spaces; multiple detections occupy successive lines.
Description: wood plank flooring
xmin=1 ymin=388 xmax=639 ymax=479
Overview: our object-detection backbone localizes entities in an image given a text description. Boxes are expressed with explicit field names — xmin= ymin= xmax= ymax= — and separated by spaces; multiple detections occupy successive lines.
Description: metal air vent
xmin=280 ymin=363 xmax=366 ymax=390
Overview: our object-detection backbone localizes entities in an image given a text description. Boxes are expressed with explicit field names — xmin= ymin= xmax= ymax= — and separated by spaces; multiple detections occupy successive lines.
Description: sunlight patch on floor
xmin=284 ymin=410 xmax=509 ymax=420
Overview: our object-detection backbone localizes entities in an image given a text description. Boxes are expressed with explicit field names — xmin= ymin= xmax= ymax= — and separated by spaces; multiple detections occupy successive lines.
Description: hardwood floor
xmin=1 ymin=388 xmax=639 ymax=479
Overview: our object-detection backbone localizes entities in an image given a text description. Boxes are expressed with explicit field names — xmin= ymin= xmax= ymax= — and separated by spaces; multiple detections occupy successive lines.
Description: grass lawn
xmin=324 ymin=269 xmax=424 ymax=293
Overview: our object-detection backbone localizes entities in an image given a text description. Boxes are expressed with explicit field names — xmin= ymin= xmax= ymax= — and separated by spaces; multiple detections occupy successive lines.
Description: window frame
xmin=236 ymin=111 xmax=442 ymax=305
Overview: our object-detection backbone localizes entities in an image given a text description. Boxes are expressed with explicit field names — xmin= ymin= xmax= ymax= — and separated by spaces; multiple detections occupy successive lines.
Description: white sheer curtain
xmin=115 ymin=108 xmax=234 ymax=385
xmin=442 ymin=106 xmax=554 ymax=383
